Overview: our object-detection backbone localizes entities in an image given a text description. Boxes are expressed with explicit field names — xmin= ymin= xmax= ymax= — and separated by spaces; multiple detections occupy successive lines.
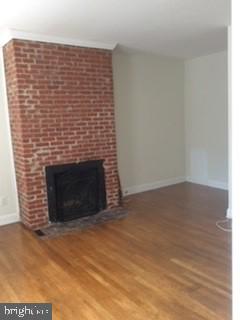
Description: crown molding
xmin=0 ymin=28 xmax=117 ymax=50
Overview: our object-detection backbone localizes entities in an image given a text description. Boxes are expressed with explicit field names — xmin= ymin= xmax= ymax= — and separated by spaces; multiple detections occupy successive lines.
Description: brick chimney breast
xmin=3 ymin=39 xmax=120 ymax=229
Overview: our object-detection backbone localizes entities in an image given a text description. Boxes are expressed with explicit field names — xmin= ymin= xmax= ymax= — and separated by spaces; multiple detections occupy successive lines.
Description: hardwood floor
xmin=0 ymin=182 xmax=231 ymax=319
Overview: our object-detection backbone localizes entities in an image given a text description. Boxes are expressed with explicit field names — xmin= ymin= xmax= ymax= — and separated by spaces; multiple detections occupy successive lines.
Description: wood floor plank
xmin=0 ymin=182 xmax=231 ymax=319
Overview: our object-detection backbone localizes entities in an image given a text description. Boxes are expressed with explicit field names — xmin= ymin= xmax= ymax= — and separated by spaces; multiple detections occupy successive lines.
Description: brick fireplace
xmin=3 ymin=39 xmax=120 ymax=230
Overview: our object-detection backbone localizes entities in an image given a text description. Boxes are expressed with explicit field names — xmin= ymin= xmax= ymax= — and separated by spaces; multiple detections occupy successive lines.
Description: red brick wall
xmin=3 ymin=39 xmax=120 ymax=230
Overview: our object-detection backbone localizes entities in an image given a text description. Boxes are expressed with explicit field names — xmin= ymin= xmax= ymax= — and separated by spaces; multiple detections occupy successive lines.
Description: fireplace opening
xmin=45 ymin=160 xmax=107 ymax=222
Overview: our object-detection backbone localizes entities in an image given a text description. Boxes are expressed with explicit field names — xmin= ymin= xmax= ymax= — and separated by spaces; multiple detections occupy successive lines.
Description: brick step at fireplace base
xmin=34 ymin=208 xmax=128 ymax=239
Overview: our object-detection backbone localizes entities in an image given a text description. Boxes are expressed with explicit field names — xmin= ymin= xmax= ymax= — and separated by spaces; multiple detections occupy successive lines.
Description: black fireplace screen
xmin=45 ymin=160 xmax=106 ymax=222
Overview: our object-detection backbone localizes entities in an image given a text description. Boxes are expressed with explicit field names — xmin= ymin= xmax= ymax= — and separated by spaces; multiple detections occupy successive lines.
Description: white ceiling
xmin=0 ymin=0 xmax=230 ymax=58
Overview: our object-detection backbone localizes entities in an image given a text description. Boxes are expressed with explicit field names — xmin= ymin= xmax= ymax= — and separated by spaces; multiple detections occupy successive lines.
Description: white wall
xmin=228 ymin=27 xmax=232 ymax=218
xmin=231 ymin=6 xmax=240 ymax=318
xmin=0 ymin=48 xmax=19 ymax=224
xmin=184 ymin=51 xmax=228 ymax=189
xmin=113 ymin=49 xmax=185 ymax=194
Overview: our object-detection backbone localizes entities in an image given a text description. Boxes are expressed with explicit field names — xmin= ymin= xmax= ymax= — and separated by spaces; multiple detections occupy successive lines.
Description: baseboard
xmin=186 ymin=177 xmax=228 ymax=190
xmin=0 ymin=212 xmax=19 ymax=226
xmin=123 ymin=176 xmax=186 ymax=196
xmin=226 ymin=208 xmax=232 ymax=219
xmin=208 ymin=179 xmax=228 ymax=190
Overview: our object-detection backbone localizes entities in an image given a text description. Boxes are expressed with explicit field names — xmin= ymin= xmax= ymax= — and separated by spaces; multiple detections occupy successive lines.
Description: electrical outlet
xmin=0 ymin=196 xmax=8 ymax=207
